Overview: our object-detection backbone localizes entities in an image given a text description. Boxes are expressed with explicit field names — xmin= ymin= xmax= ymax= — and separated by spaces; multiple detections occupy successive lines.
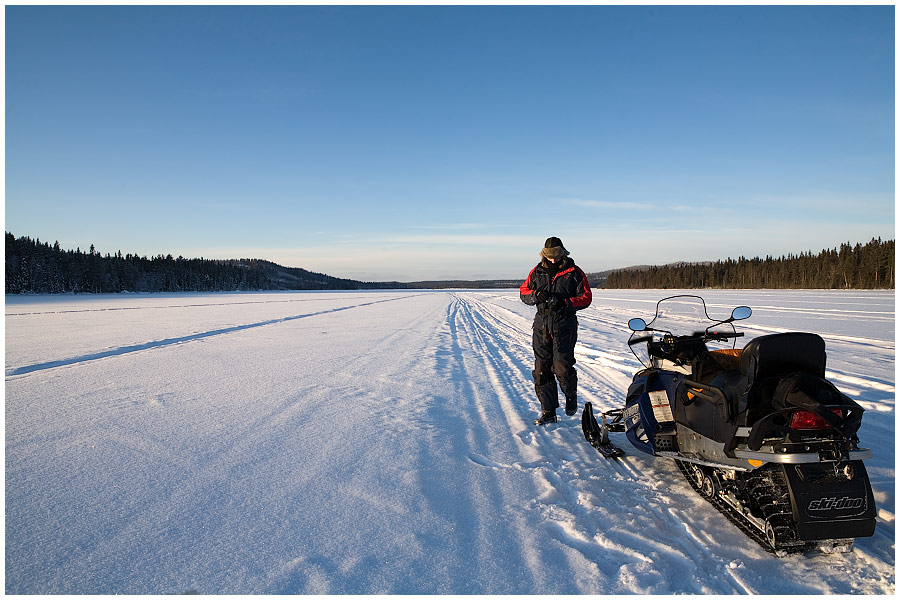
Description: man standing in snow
xmin=520 ymin=237 xmax=592 ymax=425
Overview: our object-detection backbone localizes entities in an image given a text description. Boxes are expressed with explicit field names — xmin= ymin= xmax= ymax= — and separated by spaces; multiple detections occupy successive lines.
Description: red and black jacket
xmin=520 ymin=257 xmax=592 ymax=314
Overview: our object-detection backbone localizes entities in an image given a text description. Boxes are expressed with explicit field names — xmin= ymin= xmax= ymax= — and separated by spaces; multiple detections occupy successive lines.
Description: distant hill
xmin=226 ymin=258 xmax=397 ymax=290
xmin=584 ymin=268 xmax=619 ymax=288
xmin=5 ymin=233 xmax=395 ymax=294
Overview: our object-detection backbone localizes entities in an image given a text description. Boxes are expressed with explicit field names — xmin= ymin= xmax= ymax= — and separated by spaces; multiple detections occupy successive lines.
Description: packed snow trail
xmin=5 ymin=290 xmax=894 ymax=594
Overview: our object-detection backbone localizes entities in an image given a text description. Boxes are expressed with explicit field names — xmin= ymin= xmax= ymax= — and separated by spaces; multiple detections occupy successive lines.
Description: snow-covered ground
xmin=5 ymin=289 xmax=895 ymax=594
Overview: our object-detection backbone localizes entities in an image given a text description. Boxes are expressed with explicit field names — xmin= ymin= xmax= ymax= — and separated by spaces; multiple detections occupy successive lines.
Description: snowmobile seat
xmin=739 ymin=332 xmax=826 ymax=382
xmin=738 ymin=332 xmax=827 ymax=425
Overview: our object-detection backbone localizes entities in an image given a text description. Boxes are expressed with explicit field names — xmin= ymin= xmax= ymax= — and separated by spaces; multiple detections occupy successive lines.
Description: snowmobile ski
xmin=582 ymin=402 xmax=624 ymax=458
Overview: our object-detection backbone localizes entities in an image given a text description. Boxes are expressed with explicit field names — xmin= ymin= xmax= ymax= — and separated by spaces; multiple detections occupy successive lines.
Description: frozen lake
xmin=5 ymin=289 xmax=895 ymax=594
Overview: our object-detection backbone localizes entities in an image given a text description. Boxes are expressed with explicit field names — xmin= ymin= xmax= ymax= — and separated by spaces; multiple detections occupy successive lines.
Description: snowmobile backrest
xmin=739 ymin=332 xmax=826 ymax=386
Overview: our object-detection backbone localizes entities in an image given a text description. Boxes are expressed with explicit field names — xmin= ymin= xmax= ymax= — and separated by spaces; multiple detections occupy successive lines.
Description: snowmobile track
xmin=674 ymin=461 xmax=812 ymax=556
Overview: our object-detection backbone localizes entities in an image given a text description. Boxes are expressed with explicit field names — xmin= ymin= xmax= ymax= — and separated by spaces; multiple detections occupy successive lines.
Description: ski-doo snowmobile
xmin=582 ymin=295 xmax=876 ymax=555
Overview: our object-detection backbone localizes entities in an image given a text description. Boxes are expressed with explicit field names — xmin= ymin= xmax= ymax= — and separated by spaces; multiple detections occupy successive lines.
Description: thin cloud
xmin=564 ymin=198 xmax=693 ymax=212
xmin=342 ymin=233 xmax=537 ymax=248
xmin=410 ymin=223 xmax=493 ymax=231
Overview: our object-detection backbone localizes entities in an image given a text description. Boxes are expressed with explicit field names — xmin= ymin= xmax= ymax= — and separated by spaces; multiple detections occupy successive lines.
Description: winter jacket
xmin=520 ymin=257 xmax=592 ymax=314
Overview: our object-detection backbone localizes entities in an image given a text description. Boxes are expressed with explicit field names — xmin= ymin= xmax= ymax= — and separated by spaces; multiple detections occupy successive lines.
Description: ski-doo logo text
xmin=808 ymin=496 xmax=864 ymax=511
xmin=623 ymin=404 xmax=640 ymax=421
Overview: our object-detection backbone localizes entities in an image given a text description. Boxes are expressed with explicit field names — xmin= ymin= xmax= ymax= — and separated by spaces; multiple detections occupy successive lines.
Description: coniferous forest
xmin=4 ymin=233 xmax=390 ymax=293
xmin=604 ymin=238 xmax=894 ymax=289
xmin=4 ymin=232 xmax=895 ymax=293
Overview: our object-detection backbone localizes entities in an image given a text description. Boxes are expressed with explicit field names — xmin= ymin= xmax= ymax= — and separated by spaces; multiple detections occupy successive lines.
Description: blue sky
xmin=5 ymin=5 xmax=895 ymax=281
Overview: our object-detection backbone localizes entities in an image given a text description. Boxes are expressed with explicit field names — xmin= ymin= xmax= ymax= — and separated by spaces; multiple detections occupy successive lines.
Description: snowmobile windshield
xmin=646 ymin=295 xmax=719 ymax=336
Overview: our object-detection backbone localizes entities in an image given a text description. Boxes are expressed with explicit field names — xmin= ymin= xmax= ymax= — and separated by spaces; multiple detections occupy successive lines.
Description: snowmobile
xmin=582 ymin=295 xmax=876 ymax=555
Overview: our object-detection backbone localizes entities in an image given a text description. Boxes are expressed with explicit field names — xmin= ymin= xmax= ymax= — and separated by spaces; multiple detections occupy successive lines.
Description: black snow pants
xmin=532 ymin=310 xmax=578 ymax=412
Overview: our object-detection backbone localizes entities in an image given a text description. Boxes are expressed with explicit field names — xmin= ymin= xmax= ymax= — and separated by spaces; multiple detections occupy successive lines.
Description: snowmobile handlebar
xmin=706 ymin=331 xmax=744 ymax=341
xmin=629 ymin=330 xmax=742 ymax=348
xmin=634 ymin=330 xmax=745 ymax=364
xmin=628 ymin=335 xmax=654 ymax=346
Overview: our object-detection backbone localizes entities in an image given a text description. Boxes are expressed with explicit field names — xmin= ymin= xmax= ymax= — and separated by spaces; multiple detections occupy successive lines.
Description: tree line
xmin=604 ymin=238 xmax=894 ymax=289
xmin=6 ymin=232 xmax=894 ymax=293
xmin=4 ymin=233 xmax=383 ymax=294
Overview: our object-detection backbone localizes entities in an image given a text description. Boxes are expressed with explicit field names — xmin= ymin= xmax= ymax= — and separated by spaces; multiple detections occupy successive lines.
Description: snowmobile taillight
xmin=790 ymin=408 xmax=843 ymax=430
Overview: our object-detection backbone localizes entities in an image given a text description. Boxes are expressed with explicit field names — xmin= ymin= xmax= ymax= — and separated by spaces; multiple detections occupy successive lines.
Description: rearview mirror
xmin=731 ymin=306 xmax=752 ymax=321
xmin=628 ymin=318 xmax=647 ymax=332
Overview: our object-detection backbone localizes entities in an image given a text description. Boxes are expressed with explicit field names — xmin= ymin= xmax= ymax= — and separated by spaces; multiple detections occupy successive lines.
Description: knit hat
xmin=540 ymin=237 xmax=569 ymax=260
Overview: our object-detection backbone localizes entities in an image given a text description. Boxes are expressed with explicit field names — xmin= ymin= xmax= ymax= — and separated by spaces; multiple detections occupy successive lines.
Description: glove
xmin=549 ymin=298 xmax=567 ymax=311
xmin=535 ymin=290 xmax=550 ymax=303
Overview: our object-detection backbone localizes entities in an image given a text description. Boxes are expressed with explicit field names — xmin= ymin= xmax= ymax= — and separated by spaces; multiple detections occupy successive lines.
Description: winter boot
xmin=534 ymin=411 xmax=558 ymax=426
xmin=565 ymin=397 xmax=577 ymax=416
